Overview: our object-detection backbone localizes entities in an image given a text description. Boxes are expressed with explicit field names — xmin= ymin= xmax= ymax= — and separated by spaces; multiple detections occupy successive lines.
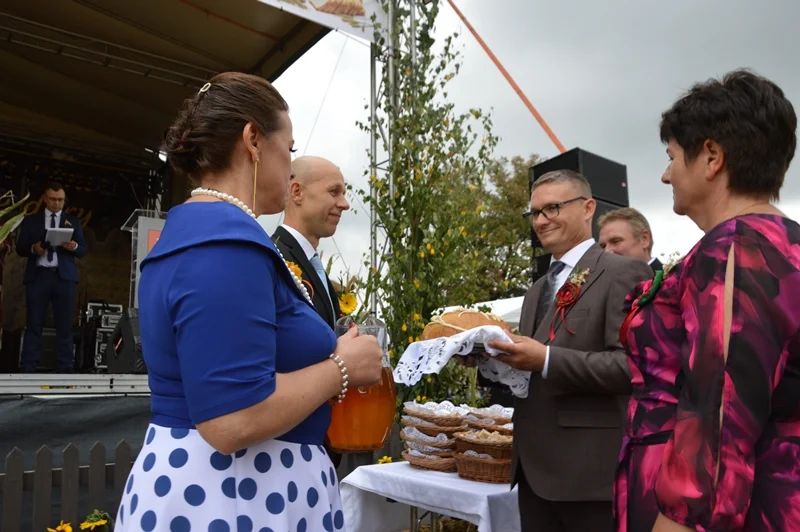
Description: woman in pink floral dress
xmin=614 ymin=69 xmax=800 ymax=532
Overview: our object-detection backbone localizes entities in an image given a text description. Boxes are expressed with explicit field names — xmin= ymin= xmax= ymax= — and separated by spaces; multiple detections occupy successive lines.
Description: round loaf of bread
xmin=421 ymin=308 xmax=511 ymax=340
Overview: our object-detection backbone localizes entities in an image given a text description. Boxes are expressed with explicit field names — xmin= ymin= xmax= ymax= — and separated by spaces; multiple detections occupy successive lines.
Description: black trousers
xmin=20 ymin=268 xmax=76 ymax=372
xmin=518 ymin=468 xmax=613 ymax=532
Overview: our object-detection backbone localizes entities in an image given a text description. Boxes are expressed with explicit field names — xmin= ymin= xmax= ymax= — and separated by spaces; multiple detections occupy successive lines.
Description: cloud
xmin=272 ymin=0 xmax=800 ymax=286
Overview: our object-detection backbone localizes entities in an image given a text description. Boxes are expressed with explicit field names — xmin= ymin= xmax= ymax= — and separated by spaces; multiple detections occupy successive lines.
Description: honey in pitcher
xmin=326 ymin=366 xmax=397 ymax=453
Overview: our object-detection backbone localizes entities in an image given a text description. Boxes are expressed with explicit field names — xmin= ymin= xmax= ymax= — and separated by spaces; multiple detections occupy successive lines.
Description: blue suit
xmin=16 ymin=210 xmax=86 ymax=372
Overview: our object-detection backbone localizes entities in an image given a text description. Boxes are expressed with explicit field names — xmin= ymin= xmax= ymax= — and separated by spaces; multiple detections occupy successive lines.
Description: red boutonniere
xmin=550 ymin=268 xmax=591 ymax=341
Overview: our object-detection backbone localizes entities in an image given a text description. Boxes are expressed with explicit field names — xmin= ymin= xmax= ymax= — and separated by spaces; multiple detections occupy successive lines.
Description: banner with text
xmin=259 ymin=0 xmax=387 ymax=43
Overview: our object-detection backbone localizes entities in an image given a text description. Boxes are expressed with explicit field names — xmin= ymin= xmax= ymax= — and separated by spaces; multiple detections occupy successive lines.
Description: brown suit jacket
xmin=512 ymin=243 xmax=652 ymax=502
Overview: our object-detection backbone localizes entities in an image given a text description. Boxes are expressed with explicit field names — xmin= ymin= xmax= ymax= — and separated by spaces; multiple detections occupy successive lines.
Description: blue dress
xmin=115 ymin=202 xmax=343 ymax=532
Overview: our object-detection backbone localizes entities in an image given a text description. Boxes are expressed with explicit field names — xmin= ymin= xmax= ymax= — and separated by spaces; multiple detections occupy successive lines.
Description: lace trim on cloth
xmin=392 ymin=325 xmax=531 ymax=398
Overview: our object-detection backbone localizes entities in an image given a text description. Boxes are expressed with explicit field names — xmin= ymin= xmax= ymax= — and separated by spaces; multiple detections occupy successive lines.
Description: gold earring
xmin=252 ymin=158 xmax=258 ymax=213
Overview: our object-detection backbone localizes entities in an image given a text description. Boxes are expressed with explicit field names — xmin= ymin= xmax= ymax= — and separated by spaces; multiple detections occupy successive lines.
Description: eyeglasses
xmin=523 ymin=196 xmax=587 ymax=221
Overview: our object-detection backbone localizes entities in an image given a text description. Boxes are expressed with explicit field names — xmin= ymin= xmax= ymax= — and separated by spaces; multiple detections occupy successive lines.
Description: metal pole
xmin=410 ymin=0 xmax=417 ymax=73
xmin=387 ymin=0 xmax=396 ymax=200
xmin=369 ymin=45 xmax=379 ymax=315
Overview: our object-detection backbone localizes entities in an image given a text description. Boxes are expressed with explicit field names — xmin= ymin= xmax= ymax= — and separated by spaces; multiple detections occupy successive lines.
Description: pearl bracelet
xmin=329 ymin=353 xmax=349 ymax=403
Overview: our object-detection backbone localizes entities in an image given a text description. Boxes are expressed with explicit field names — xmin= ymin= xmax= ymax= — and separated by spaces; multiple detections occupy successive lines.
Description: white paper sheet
xmin=45 ymin=228 xmax=74 ymax=247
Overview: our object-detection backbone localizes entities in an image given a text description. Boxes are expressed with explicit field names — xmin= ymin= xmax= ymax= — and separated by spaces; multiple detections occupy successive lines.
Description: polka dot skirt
xmin=115 ymin=424 xmax=345 ymax=531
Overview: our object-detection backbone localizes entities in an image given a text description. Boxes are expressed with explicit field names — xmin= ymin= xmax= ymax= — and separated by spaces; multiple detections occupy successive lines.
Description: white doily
xmin=393 ymin=325 xmax=531 ymax=398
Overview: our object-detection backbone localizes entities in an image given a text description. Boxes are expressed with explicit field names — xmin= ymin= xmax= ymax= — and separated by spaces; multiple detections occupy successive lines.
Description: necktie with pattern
xmin=310 ymin=253 xmax=333 ymax=305
xmin=533 ymin=260 xmax=566 ymax=333
xmin=47 ymin=213 xmax=56 ymax=262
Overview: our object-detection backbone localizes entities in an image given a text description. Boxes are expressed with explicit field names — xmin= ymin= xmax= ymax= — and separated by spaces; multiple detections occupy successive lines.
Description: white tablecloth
xmin=340 ymin=462 xmax=520 ymax=532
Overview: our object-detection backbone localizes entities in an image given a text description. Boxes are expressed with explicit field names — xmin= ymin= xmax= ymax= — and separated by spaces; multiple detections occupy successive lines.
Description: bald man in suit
xmin=271 ymin=156 xmax=350 ymax=467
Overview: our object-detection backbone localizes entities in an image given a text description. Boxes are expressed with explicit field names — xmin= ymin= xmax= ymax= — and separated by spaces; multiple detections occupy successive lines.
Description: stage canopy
xmin=0 ymin=0 xmax=329 ymax=159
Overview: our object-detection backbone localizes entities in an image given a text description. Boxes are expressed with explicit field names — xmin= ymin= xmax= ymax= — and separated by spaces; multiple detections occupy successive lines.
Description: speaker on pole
xmin=528 ymin=148 xmax=630 ymax=283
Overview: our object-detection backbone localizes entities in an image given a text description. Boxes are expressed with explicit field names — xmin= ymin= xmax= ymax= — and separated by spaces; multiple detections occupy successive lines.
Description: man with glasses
xmin=488 ymin=169 xmax=651 ymax=532
xmin=16 ymin=181 xmax=86 ymax=373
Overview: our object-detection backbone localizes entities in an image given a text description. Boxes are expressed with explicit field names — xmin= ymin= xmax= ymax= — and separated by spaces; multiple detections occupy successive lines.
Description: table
xmin=340 ymin=462 xmax=520 ymax=532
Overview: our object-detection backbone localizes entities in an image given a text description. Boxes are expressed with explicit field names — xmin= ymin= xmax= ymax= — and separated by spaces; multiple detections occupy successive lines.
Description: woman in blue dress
xmin=115 ymin=72 xmax=383 ymax=532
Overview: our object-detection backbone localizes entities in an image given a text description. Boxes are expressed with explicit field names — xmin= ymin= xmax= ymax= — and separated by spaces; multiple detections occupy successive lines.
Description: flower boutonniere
xmin=550 ymin=267 xmax=591 ymax=341
xmin=285 ymin=260 xmax=303 ymax=280
xmin=64 ymin=219 xmax=72 ymax=228
xmin=619 ymin=251 xmax=684 ymax=347
xmin=285 ymin=260 xmax=315 ymax=298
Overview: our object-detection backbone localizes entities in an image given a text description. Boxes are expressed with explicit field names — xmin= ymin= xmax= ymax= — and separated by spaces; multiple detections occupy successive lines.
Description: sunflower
xmin=285 ymin=261 xmax=303 ymax=280
xmin=339 ymin=292 xmax=358 ymax=315
xmin=48 ymin=521 xmax=73 ymax=532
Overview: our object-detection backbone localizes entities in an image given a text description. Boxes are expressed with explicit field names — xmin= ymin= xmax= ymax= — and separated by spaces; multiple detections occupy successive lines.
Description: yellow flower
xmin=414 ymin=279 xmax=421 ymax=289
xmin=426 ymin=376 xmax=432 ymax=383
xmin=80 ymin=519 xmax=108 ymax=530
xmin=429 ymin=248 xmax=435 ymax=255
xmin=401 ymin=323 xmax=408 ymax=332
xmin=419 ymin=251 xmax=425 ymax=258
xmin=285 ymin=261 xmax=303 ymax=280
xmin=408 ymin=336 xmax=414 ymax=343
xmin=48 ymin=522 xmax=73 ymax=532
xmin=413 ymin=313 xmax=421 ymax=321
xmin=377 ymin=455 xmax=392 ymax=464
xmin=415 ymin=336 xmax=420 ymax=342
xmin=338 ymin=292 xmax=357 ymax=316
xmin=426 ymin=243 xmax=432 ymax=250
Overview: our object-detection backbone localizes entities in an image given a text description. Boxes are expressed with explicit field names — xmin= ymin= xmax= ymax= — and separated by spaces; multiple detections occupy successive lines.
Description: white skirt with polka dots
xmin=115 ymin=423 xmax=345 ymax=532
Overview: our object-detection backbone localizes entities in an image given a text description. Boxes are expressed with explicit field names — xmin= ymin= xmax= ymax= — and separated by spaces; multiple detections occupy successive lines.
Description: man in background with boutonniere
xmin=16 ymin=181 xmax=86 ymax=373
xmin=487 ymin=169 xmax=651 ymax=532
xmin=597 ymin=207 xmax=663 ymax=272
xmin=272 ymin=156 xmax=350 ymax=329
xmin=271 ymin=155 xmax=350 ymax=467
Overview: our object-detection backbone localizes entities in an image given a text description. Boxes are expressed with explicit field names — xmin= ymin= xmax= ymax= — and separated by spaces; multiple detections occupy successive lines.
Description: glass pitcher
xmin=326 ymin=315 xmax=397 ymax=453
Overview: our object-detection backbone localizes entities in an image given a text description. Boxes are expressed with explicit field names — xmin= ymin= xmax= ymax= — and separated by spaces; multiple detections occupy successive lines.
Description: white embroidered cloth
xmin=393 ymin=325 xmax=531 ymax=398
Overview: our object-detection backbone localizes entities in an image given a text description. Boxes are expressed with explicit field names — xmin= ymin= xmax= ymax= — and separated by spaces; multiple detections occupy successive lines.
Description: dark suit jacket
xmin=271 ymin=225 xmax=341 ymax=328
xmin=513 ymin=243 xmax=651 ymax=502
xmin=16 ymin=210 xmax=86 ymax=284
xmin=649 ymin=257 xmax=663 ymax=272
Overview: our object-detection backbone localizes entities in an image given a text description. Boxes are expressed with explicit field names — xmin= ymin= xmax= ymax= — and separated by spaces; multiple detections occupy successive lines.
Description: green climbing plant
xmin=357 ymin=0 xmax=499 ymax=415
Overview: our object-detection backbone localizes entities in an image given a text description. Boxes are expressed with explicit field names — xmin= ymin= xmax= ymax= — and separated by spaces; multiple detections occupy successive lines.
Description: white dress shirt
xmin=280 ymin=224 xmax=334 ymax=309
xmin=37 ymin=208 xmax=62 ymax=268
xmin=280 ymin=224 xmax=317 ymax=262
xmin=542 ymin=238 xmax=595 ymax=378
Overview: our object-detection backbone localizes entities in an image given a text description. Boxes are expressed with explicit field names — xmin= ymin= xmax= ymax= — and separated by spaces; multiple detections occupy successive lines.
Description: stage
xmin=0 ymin=373 xmax=150 ymax=396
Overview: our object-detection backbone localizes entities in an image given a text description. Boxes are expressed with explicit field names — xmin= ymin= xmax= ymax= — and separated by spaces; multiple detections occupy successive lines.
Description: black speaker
xmin=106 ymin=308 xmax=146 ymax=374
xmin=528 ymin=148 xmax=630 ymax=283
xmin=529 ymin=147 xmax=629 ymax=207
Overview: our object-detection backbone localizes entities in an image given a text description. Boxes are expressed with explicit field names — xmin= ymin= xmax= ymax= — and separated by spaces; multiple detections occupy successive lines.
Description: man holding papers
xmin=16 ymin=182 xmax=86 ymax=373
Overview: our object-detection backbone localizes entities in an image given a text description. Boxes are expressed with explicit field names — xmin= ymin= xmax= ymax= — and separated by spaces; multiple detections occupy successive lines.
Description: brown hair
xmin=597 ymin=207 xmax=653 ymax=253
xmin=164 ymin=72 xmax=289 ymax=180
xmin=660 ymin=69 xmax=796 ymax=201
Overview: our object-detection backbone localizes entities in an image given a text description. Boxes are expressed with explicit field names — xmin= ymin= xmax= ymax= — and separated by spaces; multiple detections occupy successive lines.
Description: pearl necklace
xmin=190 ymin=187 xmax=313 ymax=304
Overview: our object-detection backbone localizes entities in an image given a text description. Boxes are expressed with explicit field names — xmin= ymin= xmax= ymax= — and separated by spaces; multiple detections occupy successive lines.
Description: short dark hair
xmin=45 ymin=181 xmax=64 ymax=192
xmin=660 ymin=69 xmax=797 ymax=201
xmin=164 ymin=72 xmax=289 ymax=180
xmin=532 ymin=169 xmax=592 ymax=197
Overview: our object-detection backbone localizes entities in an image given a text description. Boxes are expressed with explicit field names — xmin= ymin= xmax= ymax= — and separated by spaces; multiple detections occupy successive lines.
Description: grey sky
xmin=261 ymin=0 xmax=800 ymax=284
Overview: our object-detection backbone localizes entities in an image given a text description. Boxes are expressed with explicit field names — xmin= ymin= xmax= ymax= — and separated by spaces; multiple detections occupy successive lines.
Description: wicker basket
xmin=454 ymin=453 xmax=511 ymax=483
xmin=454 ymin=432 xmax=513 ymax=460
xmin=465 ymin=419 xmax=497 ymax=432
xmin=403 ymin=407 xmax=465 ymax=427
xmin=402 ymin=451 xmax=457 ymax=472
xmin=400 ymin=431 xmax=456 ymax=449
xmin=404 ymin=421 xmax=468 ymax=438
xmin=492 ymin=425 xmax=514 ymax=436
xmin=403 ymin=443 xmax=454 ymax=458
xmin=469 ymin=410 xmax=513 ymax=425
